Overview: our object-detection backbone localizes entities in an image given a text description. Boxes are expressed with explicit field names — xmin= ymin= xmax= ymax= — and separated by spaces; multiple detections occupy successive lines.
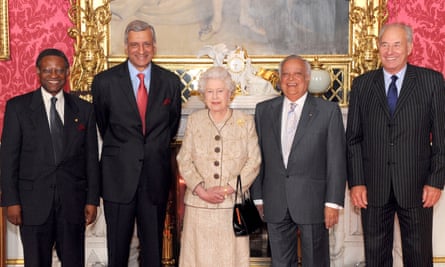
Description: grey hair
xmin=198 ymin=66 xmax=236 ymax=95
xmin=124 ymin=20 xmax=157 ymax=44
xmin=379 ymin=22 xmax=413 ymax=44
xmin=278 ymin=55 xmax=311 ymax=78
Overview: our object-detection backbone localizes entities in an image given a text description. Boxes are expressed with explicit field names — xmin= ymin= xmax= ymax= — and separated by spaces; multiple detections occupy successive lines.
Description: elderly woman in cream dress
xmin=177 ymin=66 xmax=261 ymax=267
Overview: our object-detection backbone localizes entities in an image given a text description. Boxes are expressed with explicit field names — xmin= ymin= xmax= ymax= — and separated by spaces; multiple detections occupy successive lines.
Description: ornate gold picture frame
xmin=0 ymin=0 xmax=9 ymax=60
xmin=68 ymin=0 xmax=388 ymax=108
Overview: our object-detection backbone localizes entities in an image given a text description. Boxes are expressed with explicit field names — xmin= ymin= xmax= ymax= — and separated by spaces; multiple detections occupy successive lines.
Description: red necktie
xmin=137 ymin=73 xmax=148 ymax=134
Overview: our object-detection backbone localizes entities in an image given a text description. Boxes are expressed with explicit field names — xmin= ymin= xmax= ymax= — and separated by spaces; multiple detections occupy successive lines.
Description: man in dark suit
xmin=91 ymin=20 xmax=182 ymax=267
xmin=251 ymin=55 xmax=347 ymax=267
xmin=0 ymin=48 xmax=100 ymax=266
xmin=347 ymin=22 xmax=445 ymax=267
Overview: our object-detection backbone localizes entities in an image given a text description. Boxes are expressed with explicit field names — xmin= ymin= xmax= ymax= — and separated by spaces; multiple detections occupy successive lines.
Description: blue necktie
xmin=387 ymin=75 xmax=398 ymax=117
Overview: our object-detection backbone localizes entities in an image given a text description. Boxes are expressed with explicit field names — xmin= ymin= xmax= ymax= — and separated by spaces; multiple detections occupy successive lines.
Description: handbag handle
xmin=234 ymin=175 xmax=245 ymax=204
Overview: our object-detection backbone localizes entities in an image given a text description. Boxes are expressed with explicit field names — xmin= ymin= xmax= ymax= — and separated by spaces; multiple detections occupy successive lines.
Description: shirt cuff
xmin=253 ymin=199 xmax=263 ymax=205
xmin=325 ymin=202 xmax=343 ymax=209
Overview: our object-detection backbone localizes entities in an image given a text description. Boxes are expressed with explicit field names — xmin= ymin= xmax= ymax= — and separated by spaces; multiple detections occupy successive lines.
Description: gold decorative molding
xmin=68 ymin=0 xmax=111 ymax=102
xmin=0 ymin=0 xmax=9 ymax=60
xmin=350 ymin=0 xmax=388 ymax=79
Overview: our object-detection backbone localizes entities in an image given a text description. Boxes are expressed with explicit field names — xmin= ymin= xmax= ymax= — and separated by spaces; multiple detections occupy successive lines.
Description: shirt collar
xmin=383 ymin=65 xmax=407 ymax=85
xmin=284 ymin=92 xmax=308 ymax=107
xmin=41 ymin=87 xmax=64 ymax=103
xmin=128 ymin=61 xmax=151 ymax=80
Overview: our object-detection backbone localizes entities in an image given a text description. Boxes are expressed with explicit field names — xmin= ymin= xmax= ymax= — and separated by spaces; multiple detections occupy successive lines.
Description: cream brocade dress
xmin=177 ymin=109 xmax=261 ymax=267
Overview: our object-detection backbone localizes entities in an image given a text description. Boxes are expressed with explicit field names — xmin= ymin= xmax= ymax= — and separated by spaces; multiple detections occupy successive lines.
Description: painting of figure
xmin=110 ymin=0 xmax=349 ymax=56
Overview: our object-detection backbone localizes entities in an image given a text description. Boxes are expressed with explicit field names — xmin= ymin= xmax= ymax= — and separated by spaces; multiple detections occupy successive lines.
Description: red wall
xmin=0 ymin=1 xmax=444 ymax=136
xmin=0 ymin=0 xmax=73 ymax=136
xmin=387 ymin=0 xmax=445 ymax=74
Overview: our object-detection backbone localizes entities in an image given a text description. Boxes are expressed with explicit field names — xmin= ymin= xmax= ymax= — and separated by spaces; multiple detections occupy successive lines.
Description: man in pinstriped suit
xmin=346 ymin=22 xmax=445 ymax=267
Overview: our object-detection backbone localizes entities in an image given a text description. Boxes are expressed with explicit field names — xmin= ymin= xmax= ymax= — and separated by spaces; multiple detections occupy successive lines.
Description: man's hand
xmin=255 ymin=204 xmax=264 ymax=220
xmin=324 ymin=207 xmax=339 ymax=229
xmin=7 ymin=205 xmax=22 ymax=225
xmin=350 ymin=185 xmax=368 ymax=209
xmin=84 ymin=204 xmax=97 ymax=225
xmin=422 ymin=185 xmax=442 ymax=208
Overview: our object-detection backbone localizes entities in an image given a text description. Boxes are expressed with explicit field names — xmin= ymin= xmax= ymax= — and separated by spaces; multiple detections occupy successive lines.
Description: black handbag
xmin=232 ymin=175 xmax=263 ymax=236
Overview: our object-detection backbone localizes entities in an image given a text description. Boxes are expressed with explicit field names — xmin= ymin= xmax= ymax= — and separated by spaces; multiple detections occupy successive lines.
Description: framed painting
xmin=70 ymin=0 xmax=389 ymax=107
xmin=0 ymin=0 xmax=9 ymax=60
xmin=109 ymin=0 xmax=350 ymax=56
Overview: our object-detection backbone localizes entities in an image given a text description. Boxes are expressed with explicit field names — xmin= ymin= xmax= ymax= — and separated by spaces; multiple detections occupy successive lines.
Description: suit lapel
xmin=146 ymin=64 xmax=162 ymax=129
xmin=118 ymin=61 xmax=141 ymax=118
xmin=63 ymin=93 xmax=80 ymax=156
xmin=291 ymin=95 xmax=318 ymax=149
xmin=370 ymin=70 xmax=391 ymax=118
xmin=145 ymin=63 xmax=173 ymax=136
xmin=29 ymin=89 xmax=56 ymax=161
xmin=393 ymin=64 xmax=416 ymax=117
xmin=270 ymin=97 xmax=284 ymax=150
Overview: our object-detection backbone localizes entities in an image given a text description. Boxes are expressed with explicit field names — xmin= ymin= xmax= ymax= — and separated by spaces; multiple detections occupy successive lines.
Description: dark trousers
xmin=361 ymin=188 xmax=433 ymax=267
xmin=20 ymin=192 xmax=85 ymax=267
xmin=267 ymin=210 xmax=329 ymax=267
xmin=104 ymin=187 xmax=167 ymax=267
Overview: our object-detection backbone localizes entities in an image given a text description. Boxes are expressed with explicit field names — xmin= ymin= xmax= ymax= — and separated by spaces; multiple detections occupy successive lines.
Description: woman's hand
xmin=195 ymin=184 xmax=235 ymax=204
xmin=198 ymin=186 xmax=225 ymax=203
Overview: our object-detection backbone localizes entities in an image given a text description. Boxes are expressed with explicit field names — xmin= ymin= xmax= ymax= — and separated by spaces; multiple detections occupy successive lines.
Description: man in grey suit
xmin=347 ymin=22 xmax=445 ymax=267
xmin=251 ymin=55 xmax=347 ymax=267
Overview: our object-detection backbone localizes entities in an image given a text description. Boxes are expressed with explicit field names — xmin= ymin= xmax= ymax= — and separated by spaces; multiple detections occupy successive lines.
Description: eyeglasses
xmin=39 ymin=68 xmax=67 ymax=75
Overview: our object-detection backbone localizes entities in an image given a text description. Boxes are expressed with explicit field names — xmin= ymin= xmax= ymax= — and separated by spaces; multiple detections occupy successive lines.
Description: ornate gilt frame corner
xmin=0 ymin=0 xmax=10 ymax=60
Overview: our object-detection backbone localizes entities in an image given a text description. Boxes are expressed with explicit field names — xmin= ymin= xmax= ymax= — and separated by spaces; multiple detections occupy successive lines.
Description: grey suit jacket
xmin=346 ymin=64 xmax=445 ymax=208
xmin=251 ymin=94 xmax=347 ymax=224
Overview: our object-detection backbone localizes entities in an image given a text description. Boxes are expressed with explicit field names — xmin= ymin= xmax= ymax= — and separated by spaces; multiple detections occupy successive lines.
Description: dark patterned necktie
xmin=50 ymin=97 xmax=64 ymax=163
xmin=387 ymin=75 xmax=398 ymax=117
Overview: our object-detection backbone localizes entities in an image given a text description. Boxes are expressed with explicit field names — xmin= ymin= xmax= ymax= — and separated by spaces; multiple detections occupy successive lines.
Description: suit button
xmin=214 ymin=161 xmax=219 ymax=166
xmin=389 ymin=142 xmax=394 ymax=146
xmin=214 ymin=173 xmax=220 ymax=179
xmin=214 ymin=135 xmax=221 ymax=141
xmin=214 ymin=147 xmax=220 ymax=153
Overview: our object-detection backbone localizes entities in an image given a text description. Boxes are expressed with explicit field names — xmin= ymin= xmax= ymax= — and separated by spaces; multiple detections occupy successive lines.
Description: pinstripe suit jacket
xmin=346 ymin=64 xmax=445 ymax=208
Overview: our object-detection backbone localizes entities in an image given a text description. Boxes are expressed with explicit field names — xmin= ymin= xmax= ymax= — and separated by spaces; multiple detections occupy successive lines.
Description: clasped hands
xmin=195 ymin=184 xmax=235 ymax=204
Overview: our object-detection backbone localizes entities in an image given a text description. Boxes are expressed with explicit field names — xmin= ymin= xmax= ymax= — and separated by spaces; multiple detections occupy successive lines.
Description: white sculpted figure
xmin=198 ymin=45 xmax=278 ymax=96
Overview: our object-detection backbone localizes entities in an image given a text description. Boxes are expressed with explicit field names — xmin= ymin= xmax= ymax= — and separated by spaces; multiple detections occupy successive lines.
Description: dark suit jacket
xmin=251 ymin=94 xmax=347 ymax=224
xmin=0 ymin=89 xmax=100 ymax=225
xmin=346 ymin=64 xmax=445 ymax=208
xmin=91 ymin=60 xmax=181 ymax=205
